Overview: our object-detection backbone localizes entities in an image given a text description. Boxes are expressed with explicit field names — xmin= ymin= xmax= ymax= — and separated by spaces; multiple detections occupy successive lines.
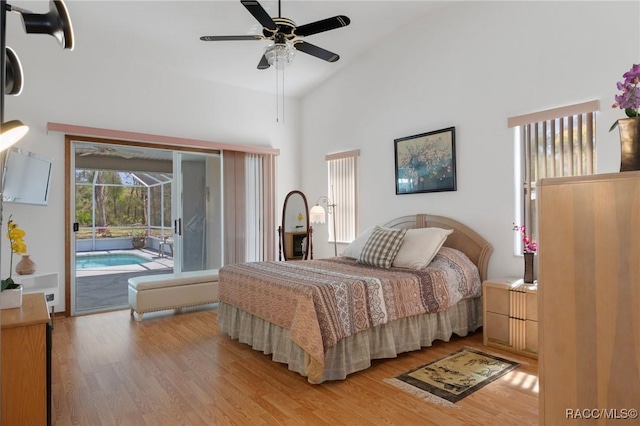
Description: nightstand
xmin=483 ymin=277 xmax=538 ymax=359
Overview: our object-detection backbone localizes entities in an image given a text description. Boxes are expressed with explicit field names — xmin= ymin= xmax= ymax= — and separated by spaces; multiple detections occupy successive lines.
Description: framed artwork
xmin=394 ymin=127 xmax=457 ymax=195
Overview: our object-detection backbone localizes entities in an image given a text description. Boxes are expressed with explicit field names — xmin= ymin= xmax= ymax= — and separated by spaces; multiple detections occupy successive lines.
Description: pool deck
xmin=75 ymin=248 xmax=173 ymax=313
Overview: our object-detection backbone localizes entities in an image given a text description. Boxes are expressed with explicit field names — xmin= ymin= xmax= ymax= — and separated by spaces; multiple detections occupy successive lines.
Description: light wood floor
xmin=51 ymin=306 xmax=538 ymax=425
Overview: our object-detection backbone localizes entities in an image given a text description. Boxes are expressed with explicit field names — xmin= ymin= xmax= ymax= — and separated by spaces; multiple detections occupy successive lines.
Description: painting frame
xmin=394 ymin=127 xmax=457 ymax=195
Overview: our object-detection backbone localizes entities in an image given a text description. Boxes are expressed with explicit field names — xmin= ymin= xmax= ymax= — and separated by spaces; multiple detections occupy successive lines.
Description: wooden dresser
xmin=1 ymin=292 xmax=51 ymax=425
xmin=538 ymin=172 xmax=640 ymax=425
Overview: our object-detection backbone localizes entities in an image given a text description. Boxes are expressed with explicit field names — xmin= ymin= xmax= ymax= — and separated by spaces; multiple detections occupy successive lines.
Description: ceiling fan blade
xmin=200 ymin=35 xmax=262 ymax=41
xmin=295 ymin=15 xmax=350 ymax=37
xmin=257 ymin=54 xmax=270 ymax=70
xmin=294 ymin=41 xmax=339 ymax=63
xmin=241 ymin=0 xmax=277 ymax=31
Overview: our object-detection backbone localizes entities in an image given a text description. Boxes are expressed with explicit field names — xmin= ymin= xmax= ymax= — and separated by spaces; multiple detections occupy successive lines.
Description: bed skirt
xmin=218 ymin=297 xmax=483 ymax=384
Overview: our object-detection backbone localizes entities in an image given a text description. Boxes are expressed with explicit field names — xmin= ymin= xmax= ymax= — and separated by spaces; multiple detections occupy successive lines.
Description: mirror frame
xmin=278 ymin=190 xmax=312 ymax=260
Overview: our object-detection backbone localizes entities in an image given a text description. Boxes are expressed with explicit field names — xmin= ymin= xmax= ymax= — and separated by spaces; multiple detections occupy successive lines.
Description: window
xmin=508 ymin=100 xmax=599 ymax=252
xmin=326 ymin=150 xmax=360 ymax=243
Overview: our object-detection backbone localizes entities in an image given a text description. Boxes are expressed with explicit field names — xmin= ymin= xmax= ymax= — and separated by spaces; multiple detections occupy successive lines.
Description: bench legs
xmin=131 ymin=308 xmax=143 ymax=322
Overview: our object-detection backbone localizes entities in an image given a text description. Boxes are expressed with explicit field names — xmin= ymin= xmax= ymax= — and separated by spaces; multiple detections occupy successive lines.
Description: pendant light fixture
xmin=4 ymin=46 xmax=23 ymax=96
xmin=1 ymin=0 xmax=75 ymax=151
xmin=0 ymin=119 xmax=28 ymax=151
xmin=8 ymin=0 xmax=75 ymax=50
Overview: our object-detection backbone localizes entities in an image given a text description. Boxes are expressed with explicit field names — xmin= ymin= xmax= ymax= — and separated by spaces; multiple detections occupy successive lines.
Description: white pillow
xmin=392 ymin=227 xmax=454 ymax=269
xmin=341 ymin=227 xmax=375 ymax=259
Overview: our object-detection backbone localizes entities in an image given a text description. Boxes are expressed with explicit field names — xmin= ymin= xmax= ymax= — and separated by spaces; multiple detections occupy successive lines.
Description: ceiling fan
xmin=200 ymin=0 xmax=351 ymax=70
xmin=78 ymin=146 xmax=143 ymax=159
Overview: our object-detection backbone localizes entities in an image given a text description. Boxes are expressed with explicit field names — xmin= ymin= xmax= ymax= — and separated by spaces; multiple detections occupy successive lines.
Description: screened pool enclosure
xmin=75 ymin=169 xmax=173 ymax=254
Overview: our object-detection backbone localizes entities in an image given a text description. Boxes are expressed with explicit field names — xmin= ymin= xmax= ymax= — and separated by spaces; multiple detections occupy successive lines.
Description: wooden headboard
xmin=383 ymin=214 xmax=493 ymax=281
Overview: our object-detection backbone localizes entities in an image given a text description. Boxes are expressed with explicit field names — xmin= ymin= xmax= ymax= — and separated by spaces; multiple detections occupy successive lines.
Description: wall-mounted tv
xmin=2 ymin=148 xmax=53 ymax=206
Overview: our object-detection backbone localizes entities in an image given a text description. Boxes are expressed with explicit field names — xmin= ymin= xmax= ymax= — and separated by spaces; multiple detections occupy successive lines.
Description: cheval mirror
xmin=278 ymin=190 xmax=313 ymax=260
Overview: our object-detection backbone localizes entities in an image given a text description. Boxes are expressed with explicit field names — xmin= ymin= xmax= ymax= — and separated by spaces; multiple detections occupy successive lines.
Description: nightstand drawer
xmin=526 ymin=292 xmax=537 ymax=321
xmin=525 ymin=320 xmax=538 ymax=353
xmin=485 ymin=286 xmax=509 ymax=315
xmin=485 ymin=311 xmax=509 ymax=344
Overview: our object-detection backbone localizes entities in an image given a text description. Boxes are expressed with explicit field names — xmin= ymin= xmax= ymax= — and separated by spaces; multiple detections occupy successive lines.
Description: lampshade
xmin=18 ymin=0 xmax=75 ymax=50
xmin=5 ymin=47 xmax=24 ymax=96
xmin=309 ymin=204 xmax=326 ymax=224
xmin=264 ymin=42 xmax=295 ymax=71
xmin=0 ymin=120 xmax=29 ymax=152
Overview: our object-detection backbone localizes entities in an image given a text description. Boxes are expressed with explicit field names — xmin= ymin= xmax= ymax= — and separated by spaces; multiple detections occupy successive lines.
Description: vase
xmin=0 ymin=285 xmax=23 ymax=309
xmin=132 ymin=237 xmax=145 ymax=249
xmin=617 ymin=117 xmax=640 ymax=171
xmin=523 ymin=252 xmax=535 ymax=284
xmin=15 ymin=254 xmax=36 ymax=275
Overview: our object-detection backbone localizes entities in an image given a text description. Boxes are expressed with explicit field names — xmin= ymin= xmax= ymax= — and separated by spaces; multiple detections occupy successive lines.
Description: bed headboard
xmin=383 ymin=214 xmax=493 ymax=282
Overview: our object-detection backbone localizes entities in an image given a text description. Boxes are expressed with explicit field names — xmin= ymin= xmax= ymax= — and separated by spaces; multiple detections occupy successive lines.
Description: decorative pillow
xmin=358 ymin=226 xmax=407 ymax=268
xmin=392 ymin=227 xmax=454 ymax=270
xmin=341 ymin=227 xmax=375 ymax=259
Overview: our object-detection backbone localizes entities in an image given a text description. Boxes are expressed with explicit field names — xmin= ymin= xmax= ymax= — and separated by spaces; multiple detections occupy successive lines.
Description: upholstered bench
xmin=128 ymin=269 xmax=219 ymax=321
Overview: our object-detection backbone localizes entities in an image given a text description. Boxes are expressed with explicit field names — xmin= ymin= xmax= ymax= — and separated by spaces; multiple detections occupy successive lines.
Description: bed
xmin=218 ymin=214 xmax=493 ymax=384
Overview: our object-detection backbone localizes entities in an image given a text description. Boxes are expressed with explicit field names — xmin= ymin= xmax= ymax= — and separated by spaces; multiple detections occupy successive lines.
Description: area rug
xmin=384 ymin=347 xmax=520 ymax=407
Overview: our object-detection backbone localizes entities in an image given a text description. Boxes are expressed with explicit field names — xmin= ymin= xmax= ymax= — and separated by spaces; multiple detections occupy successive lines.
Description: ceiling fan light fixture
xmin=264 ymin=42 xmax=295 ymax=70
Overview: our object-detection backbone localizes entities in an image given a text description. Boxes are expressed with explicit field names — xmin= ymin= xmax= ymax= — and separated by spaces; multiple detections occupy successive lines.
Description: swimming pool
xmin=76 ymin=253 xmax=150 ymax=269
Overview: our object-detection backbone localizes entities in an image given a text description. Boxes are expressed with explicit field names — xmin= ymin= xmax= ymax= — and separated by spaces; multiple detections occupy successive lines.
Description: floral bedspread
xmin=218 ymin=247 xmax=481 ymax=382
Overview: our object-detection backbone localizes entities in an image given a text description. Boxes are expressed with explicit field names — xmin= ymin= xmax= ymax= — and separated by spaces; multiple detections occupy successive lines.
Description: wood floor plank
xmin=51 ymin=307 xmax=538 ymax=425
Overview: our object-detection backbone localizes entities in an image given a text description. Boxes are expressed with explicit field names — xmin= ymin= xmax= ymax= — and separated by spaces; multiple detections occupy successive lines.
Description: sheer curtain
xmin=223 ymin=151 xmax=276 ymax=264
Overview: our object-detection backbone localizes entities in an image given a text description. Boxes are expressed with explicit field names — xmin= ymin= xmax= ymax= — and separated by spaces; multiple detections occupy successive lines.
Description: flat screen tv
xmin=2 ymin=147 xmax=53 ymax=205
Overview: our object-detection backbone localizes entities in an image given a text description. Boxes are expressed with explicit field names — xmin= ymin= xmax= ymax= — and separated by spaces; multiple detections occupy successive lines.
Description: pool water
xmin=76 ymin=253 xmax=150 ymax=269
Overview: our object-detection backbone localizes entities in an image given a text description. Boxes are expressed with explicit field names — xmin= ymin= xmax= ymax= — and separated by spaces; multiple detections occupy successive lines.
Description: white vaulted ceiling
xmin=26 ymin=0 xmax=449 ymax=98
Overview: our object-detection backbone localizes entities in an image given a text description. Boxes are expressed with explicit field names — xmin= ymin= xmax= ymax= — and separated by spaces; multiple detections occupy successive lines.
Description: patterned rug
xmin=384 ymin=347 xmax=520 ymax=407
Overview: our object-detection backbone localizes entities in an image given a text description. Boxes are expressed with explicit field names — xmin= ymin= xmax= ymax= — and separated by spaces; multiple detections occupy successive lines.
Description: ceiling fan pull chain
xmin=275 ymin=66 xmax=280 ymax=123
xmin=199 ymin=0 xmax=351 ymax=123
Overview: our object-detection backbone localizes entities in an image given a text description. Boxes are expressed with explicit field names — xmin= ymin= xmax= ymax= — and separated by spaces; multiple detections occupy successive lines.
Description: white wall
xmin=1 ymin=3 xmax=301 ymax=312
xmin=3 ymin=1 xmax=638 ymax=312
xmin=300 ymin=1 xmax=639 ymax=279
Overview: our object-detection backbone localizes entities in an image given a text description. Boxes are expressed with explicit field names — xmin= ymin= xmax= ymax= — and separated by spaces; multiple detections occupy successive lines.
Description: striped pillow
xmin=358 ymin=226 xmax=407 ymax=268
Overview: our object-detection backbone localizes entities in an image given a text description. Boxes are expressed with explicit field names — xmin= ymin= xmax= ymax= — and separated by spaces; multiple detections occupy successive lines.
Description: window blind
xmin=326 ymin=150 xmax=359 ymax=243
xmin=509 ymin=102 xmax=598 ymax=247
xmin=223 ymin=151 xmax=276 ymax=264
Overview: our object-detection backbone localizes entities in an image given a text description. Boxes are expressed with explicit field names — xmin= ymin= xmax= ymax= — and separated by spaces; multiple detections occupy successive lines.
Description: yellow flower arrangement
xmin=1 ymin=215 xmax=27 ymax=291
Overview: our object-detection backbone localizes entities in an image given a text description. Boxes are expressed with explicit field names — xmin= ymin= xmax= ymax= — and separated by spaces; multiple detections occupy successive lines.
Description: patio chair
xmin=159 ymin=236 xmax=173 ymax=258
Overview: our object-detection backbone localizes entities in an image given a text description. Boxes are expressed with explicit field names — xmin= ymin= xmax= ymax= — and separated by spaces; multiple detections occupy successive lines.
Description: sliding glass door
xmin=172 ymin=152 xmax=222 ymax=273
xmin=72 ymin=142 xmax=175 ymax=314
xmin=70 ymin=141 xmax=222 ymax=316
